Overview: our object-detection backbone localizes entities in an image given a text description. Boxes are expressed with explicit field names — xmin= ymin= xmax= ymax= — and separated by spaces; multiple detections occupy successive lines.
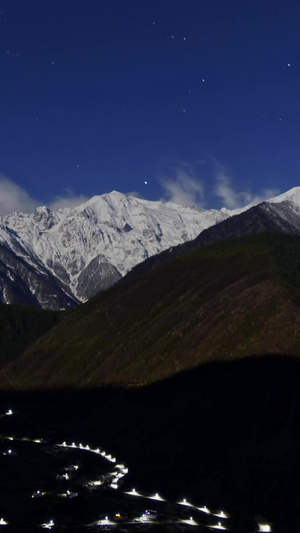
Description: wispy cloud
xmin=49 ymin=189 xmax=90 ymax=211
xmin=160 ymin=168 xmax=204 ymax=207
xmin=0 ymin=175 xmax=90 ymax=216
xmin=0 ymin=175 xmax=40 ymax=215
xmin=214 ymin=172 xmax=279 ymax=210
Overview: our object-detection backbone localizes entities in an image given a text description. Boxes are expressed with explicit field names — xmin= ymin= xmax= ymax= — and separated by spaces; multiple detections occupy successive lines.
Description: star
xmin=144 ymin=181 xmax=148 ymax=185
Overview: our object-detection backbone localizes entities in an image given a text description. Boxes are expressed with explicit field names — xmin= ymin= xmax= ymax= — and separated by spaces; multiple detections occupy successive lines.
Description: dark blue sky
xmin=1 ymin=0 xmax=300 ymax=213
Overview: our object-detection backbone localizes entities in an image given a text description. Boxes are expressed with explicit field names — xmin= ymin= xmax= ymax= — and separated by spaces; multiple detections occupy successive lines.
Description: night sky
xmin=1 ymin=0 xmax=300 ymax=214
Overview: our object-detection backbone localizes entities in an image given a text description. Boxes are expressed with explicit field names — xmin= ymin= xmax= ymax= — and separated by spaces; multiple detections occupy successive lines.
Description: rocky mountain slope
xmin=128 ymin=198 xmax=300 ymax=278
xmin=1 ymin=186 xmax=300 ymax=311
xmin=2 ymin=232 xmax=300 ymax=389
xmin=0 ymin=191 xmax=227 ymax=309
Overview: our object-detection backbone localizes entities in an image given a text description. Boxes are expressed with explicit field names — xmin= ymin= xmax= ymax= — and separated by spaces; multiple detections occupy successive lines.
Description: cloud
xmin=0 ymin=175 xmax=40 ymax=215
xmin=0 ymin=175 xmax=90 ymax=216
xmin=214 ymin=172 xmax=279 ymax=210
xmin=48 ymin=189 xmax=90 ymax=211
xmin=160 ymin=168 xmax=204 ymax=207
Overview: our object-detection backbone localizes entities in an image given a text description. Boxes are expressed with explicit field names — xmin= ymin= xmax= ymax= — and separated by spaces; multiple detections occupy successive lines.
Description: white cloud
xmin=0 ymin=175 xmax=90 ymax=216
xmin=160 ymin=168 xmax=204 ymax=207
xmin=214 ymin=172 xmax=279 ymax=210
xmin=0 ymin=175 xmax=40 ymax=215
xmin=48 ymin=189 xmax=90 ymax=211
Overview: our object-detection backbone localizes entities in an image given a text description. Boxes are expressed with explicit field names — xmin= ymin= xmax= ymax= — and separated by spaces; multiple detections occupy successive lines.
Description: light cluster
xmin=0 ymin=407 xmax=273 ymax=531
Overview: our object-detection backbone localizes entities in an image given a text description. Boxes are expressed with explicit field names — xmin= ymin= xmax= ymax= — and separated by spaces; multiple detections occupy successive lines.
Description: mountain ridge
xmin=0 ymin=191 xmax=228 ymax=309
xmin=2 ymin=233 xmax=300 ymax=389
xmin=126 ymin=200 xmax=300 ymax=280
xmin=1 ymin=186 xmax=300 ymax=310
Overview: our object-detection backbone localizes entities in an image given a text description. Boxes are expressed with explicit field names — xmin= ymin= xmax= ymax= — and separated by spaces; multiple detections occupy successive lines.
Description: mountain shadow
xmin=0 ymin=304 xmax=62 ymax=369
xmin=1 ymin=354 xmax=300 ymax=531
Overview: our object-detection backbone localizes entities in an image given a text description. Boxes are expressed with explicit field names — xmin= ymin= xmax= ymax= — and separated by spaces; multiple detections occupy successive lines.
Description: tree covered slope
xmin=2 ymin=233 xmax=300 ymax=389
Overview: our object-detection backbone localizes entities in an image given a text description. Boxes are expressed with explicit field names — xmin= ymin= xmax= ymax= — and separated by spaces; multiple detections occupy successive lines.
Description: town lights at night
xmin=149 ymin=492 xmax=165 ymax=501
xmin=214 ymin=511 xmax=229 ymax=519
xmin=258 ymin=524 xmax=272 ymax=532
xmin=197 ymin=505 xmax=211 ymax=514
xmin=178 ymin=498 xmax=194 ymax=507
xmin=41 ymin=519 xmax=55 ymax=529
xmin=0 ymin=408 xmax=256 ymax=531
xmin=209 ymin=522 xmax=227 ymax=530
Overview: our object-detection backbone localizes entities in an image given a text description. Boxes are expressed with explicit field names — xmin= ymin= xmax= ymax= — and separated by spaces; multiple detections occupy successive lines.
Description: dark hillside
xmin=0 ymin=304 xmax=62 ymax=369
xmin=1 ymin=355 xmax=300 ymax=530
xmin=2 ymin=234 xmax=300 ymax=388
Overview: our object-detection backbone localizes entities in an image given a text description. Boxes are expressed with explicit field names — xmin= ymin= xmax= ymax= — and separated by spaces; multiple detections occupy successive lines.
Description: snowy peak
xmin=268 ymin=186 xmax=300 ymax=207
xmin=220 ymin=186 xmax=300 ymax=217
xmin=1 ymin=186 xmax=300 ymax=310
xmin=0 ymin=191 xmax=228 ymax=309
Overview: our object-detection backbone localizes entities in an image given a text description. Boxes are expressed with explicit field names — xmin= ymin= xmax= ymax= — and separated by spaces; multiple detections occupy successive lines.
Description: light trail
xmin=1 ymin=406 xmax=273 ymax=532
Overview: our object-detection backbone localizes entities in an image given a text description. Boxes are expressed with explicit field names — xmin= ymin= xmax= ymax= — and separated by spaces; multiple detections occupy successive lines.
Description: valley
xmin=2 ymin=191 xmax=300 ymax=530
xmin=1 ymin=355 xmax=300 ymax=532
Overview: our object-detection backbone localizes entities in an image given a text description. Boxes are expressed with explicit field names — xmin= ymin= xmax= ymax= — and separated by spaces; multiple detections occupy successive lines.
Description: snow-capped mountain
xmin=124 ymin=189 xmax=300 ymax=281
xmin=0 ymin=191 xmax=228 ymax=309
xmin=221 ymin=186 xmax=300 ymax=216
xmin=1 ymin=186 xmax=300 ymax=310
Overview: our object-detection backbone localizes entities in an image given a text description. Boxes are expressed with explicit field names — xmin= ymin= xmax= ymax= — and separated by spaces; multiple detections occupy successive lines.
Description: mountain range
xmin=0 ymin=191 xmax=228 ymax=309
xmin=2 ymin=188 xmax=300 ymax=530
xmin=2 ymin=230 xmax=300 ymax=389
xmin=1 ymin=209 xmax=300 ymax=531
xmin=0 ymin=186 xmax=299 ymax=310
xmin=2 ymin=185 xmax=300 ymax=388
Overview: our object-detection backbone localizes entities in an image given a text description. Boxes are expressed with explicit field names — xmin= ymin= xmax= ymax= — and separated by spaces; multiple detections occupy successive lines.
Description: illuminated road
xmin=0 ymin=408 xmax=272 ymax=532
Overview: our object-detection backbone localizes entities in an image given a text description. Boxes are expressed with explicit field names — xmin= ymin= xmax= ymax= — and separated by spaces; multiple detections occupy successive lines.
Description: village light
xmin=198 ymin=505 xmax=211 ymax=514
xmin=258 ymin=524 xmax=272 ymax=532
xmin=209 ymin=522 xmax=227 ymax=530
xmin=178 ymin=497 xmax=194 ymax=507
xmin=41 ymin=519 xmax=54 ymax=529
xmin=214 ymin=511 xmax=229 ymax=519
